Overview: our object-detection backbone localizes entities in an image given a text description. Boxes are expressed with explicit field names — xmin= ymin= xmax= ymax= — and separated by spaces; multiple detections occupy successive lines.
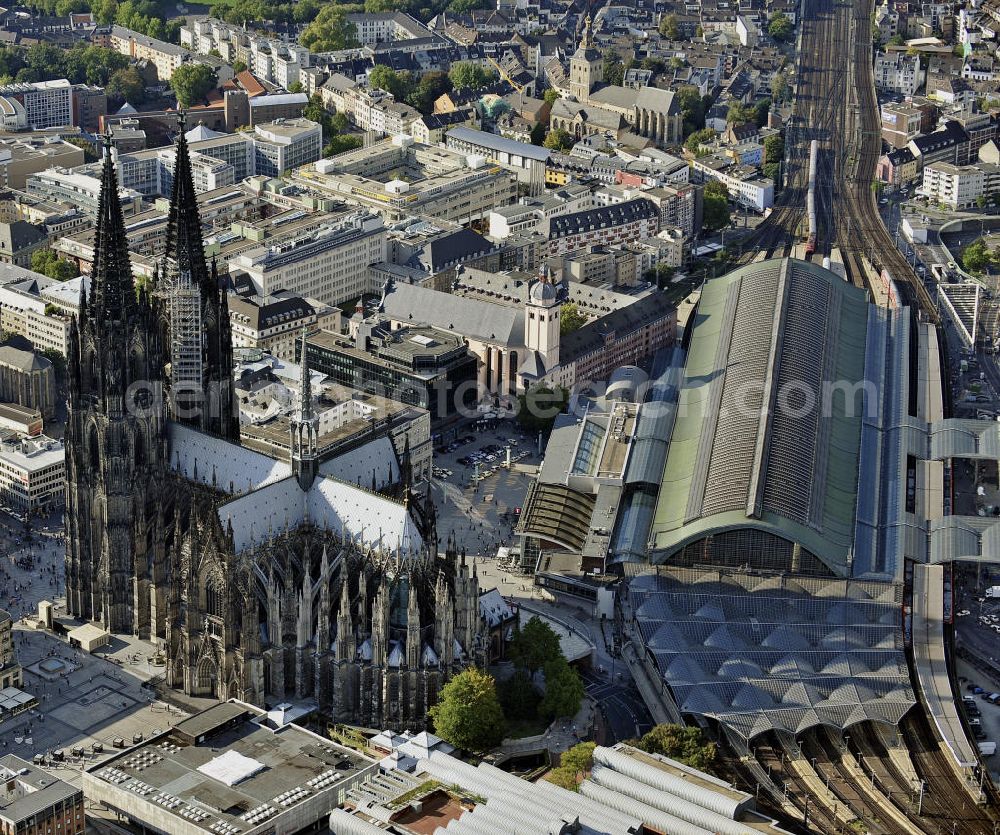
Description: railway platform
xmin=912 ymin=563 xmax=979 ymax=771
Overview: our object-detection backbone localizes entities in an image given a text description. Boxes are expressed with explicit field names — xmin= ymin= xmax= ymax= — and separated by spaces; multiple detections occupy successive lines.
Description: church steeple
xmin=291 ymin=327 xmax=319 ymax=491
xmin=165 ymin=110 xmax=210 ymax=300
xmin=158 ymin=110 xmax=238 ymax=440
xmin=90 ymin=131 xmax=136 ymax=332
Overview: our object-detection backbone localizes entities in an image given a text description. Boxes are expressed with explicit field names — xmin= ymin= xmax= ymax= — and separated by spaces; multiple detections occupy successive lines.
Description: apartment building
xmin=920 ymin=160 xmax=1000 ymax=208
xmin=229 ymin=212 xmax=387 ymax=306
xmin=874 ymin=51 xmax=925 ymax=96
xmin=547 ymin=198 xmax=660 ymax=257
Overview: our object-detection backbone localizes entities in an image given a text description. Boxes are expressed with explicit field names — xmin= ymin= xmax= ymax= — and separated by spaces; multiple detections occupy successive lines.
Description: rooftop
xmin=0 ymin=755 xmax=81 ymax=826
xmin=84 ymin=702 xmax=376 ymax=835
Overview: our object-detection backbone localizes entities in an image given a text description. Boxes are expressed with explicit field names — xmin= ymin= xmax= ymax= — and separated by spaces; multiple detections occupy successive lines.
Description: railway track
xmin=898 ymin=710 xmax=999 ymax=835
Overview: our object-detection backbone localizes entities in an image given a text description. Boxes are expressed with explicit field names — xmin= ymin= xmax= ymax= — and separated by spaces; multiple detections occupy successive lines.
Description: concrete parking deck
xmin=912 ymin=563 xmax=978 ymax=769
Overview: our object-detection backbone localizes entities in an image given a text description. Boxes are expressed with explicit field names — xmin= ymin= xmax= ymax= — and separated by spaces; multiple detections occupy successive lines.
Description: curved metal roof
xmin=649 ymin=259 xmax=872 ymax=577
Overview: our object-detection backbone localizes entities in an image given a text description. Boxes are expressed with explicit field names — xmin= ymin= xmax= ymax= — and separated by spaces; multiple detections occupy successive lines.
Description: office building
xmin=307 ymin=320 xmax=479 ymax=420
xmin=229 ymin=212 xmax=386 ymax=307
xmin=26 ymin=167 xmax=142 ymax=217
xmin=0 ymin=434 xmax=64 ymax=512
xmin=253 ymin=118 xmax=322 ymax=176
xmin=82 ymin=702 xmax=377 ymax=835
xmin=0 ymin=136 xmax=84 ymax=190
xmin=295 ymin=136 xmax=517 ymax=224
xmin=0 ymin=80 xmax=73 ymax=130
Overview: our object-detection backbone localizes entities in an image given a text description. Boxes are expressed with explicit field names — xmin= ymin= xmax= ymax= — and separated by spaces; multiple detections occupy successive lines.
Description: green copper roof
xmin=650 ymin=258 xmax=871 ymax=576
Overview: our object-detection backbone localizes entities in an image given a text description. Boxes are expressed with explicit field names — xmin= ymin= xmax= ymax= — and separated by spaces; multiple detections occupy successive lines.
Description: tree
xmin=636 ymin=724 xmax=718 ymax=774
xmin=516 ymin=385 xmax=568 ymax=433
xmin=106 ymin=66 xmax=146 ymax=106
xmin=406 ymin=70 xmax=451 ymax=115
xmin=684 ymin=127 xmax=715 ymax=155
xmin=963 ymin=238 xmax=993 ymax=274
xmin=429 ymin=668 xmax=505 ymax=752
xmin=539 ymin=656 xmax=585 ymax=720
xmin=300 ymin=7 xmax=359 ymax=52
xmin=529 ymin=121 xmax=546 ymax=145
xmin=768 ymin=12 xmax=793 ymax=41
xmin=324 ymin=134 xmax=363 ymax=156
xmin=676 ymin=85 xmax=706 ymax=135
xmin=448 ymin=61 xmax=494 ymax=91
xmin=288 ymin=81 xmax=303 ymax=93
xmin=560 ymin=302 xmax=587 ymax=334
xmin=653 ymin=262 xmax=675 ymax=289
xmin=770 ymin=72 xmax=788 ymax=102
xmin=763 ymin=132 xmax=784 ymax=165
xmin=509 ymin=616 xmax=562 ymax=674
xmin=171 ymin=63 xmax=217 ymax=108
xmin=546 ymin=741 xmax=595 ymax=791
xmin=232 ymin=59 xmax=247 ymax=74
xmin=889 ymin=33 xmax=905 ymax=46
xmin=695 ymin=24 xmax=704 ymax=38
xmin=369 ymin=65 xmax=412 ymax=100
xmin=31 ymin=248 xmax=78 ymax=281
xmin=543 ymin=128 xmax=573 ymax=151
xmin=602 ymin=50 xmax=629 ymax=87
xmin=543 ymin=87 xmax=560 ymax=105
xmin=702 ymin=182 xmax=731 ymax=232
xmin=497 ymin=669 xmax=541 ymax=720
xmin=658 ymin=13 xmax=679 ymax=39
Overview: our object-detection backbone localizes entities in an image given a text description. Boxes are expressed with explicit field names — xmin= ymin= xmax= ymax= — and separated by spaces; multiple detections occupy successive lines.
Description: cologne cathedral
xmin=64 ymin=121 xmax=486 ymax=730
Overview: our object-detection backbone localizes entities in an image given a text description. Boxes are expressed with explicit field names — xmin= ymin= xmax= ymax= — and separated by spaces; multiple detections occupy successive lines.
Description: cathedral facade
xmin=65 ymin=124 xmax=486 ymax=731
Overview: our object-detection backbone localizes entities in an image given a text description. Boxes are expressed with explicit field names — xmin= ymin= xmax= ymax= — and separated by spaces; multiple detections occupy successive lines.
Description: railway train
xmin=804 ymin=139 xmax=818 ymax=257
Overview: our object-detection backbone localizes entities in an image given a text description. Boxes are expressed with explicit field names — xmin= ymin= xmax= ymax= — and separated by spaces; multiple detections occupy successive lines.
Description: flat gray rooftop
xmin=87 ymin=702 xmax=375 ymax=834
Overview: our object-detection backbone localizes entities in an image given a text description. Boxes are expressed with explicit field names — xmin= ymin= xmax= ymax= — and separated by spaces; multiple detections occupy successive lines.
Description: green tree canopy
xmin=508 ymin=616 xmax=562 ymax=674
xmin=543 ymin=87 xmax=560 ymax=105
xmin=546 ymin=741 xmax=595 ymax=791
xmin=106 ymin=66 xmax=146 ymax=106
xmin=448 ymin=61 xmax=494 ymax=91
xmin=636 ymin=724 xmax=718 ymax=774
xmin=676 ymin=85 xmax=706 ymax=135
xmin=963 ymin=238 xmax=994 ymax=274
xmin=497 ymin=669 xmax=541 ymax=720
xmin=559 ymin=302 xmax=587 ymax=334
xmin=171 ymin=63 xmax=217 ymax=108
xmin=658 ymin=12 xmax=679 ymax=39
xmin=543 ymin=128 xmax=573 ymax=151
xmin=702 ymin=189 xmax=731 ymax=231
xmin=770 ymin=72 xmax=788 ymax=102
xmin=539 ymin=656 xmax=585 ymax=720
xmin=516 ymin=385 xmax=569 ymax=434
xmin=31 ymin=248 xmax=78 ymax=281
xmin=369 ymin=65 xmax=414 ymax=100
xmin=684 ymin=127 xmax=715 ymax=154
xmin=429 ymin=668 xmax=505 ymax=752
xmin=768 ymin=12 xmax=794 ymax=41
xmin=300 ymin=7 xmax=359 ymax=52
xmin=763 ymin=132 xmax=784 ymax=165
xmin=406 ymin=70 xmax=451 ymax=115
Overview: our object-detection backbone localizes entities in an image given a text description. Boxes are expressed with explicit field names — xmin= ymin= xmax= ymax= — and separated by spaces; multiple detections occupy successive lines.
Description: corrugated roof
xmin=649 ymin=259 xmax=870 ymax=577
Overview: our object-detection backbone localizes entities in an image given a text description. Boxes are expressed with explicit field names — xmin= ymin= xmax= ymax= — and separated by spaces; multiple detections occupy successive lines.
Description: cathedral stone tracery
xmin=65 ymin=123 xmax=486 ymax=731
